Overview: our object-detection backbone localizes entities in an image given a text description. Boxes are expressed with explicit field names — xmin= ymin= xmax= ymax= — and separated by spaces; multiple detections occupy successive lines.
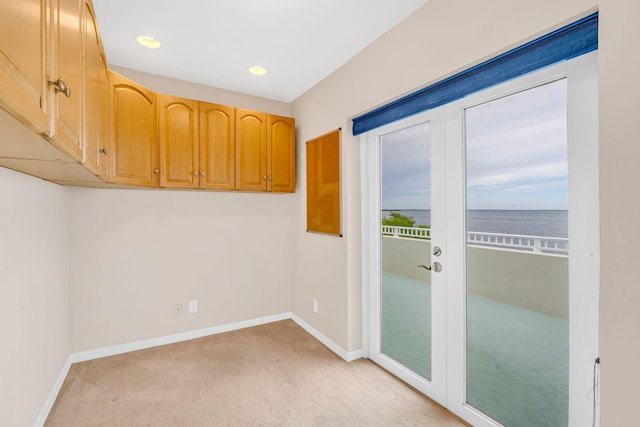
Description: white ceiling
xmin=92 ymin=0 xmax=429 ymax=103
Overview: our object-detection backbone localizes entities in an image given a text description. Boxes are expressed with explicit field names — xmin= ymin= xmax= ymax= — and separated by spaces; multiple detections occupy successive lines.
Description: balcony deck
xmin=381 ymin=271 xmax=568 ymax=427
xmin=380 ymin=227 xmax=570 ymax=426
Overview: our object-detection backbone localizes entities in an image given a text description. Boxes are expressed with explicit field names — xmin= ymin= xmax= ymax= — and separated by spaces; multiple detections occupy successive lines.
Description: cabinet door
xmin=51 ymin=0 xmax=83 ymax=161
xmin=267 ymin=114 xmax=296 ymax=193
xmin=98 ymin=52 xmax=109 ymax=179
xmin=82 ymin=0 xmax=100 ymax=175
xmin=108 ymin=71 xmax=157 ymax=187
xmin=235 ymin=108 xmax=267 ymax=191
xmin=158 ymin=95 xmax=199 ymax=189
xmin=199 ymin=102 xmax=235 ymax=190
xmin=0 ymin=0 xmax=49 ymax=134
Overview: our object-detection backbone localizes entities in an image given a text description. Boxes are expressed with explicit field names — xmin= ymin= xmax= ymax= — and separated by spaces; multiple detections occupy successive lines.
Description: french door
xmin=362 ymin=52 xmax=599 ymax=427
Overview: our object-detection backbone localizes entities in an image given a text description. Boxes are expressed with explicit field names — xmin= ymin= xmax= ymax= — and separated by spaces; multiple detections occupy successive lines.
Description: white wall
xmin=68 ymin=187 xmax=295 ymax=352
xmin=67 ymin=69 xmax=297 ymax=352
xmin=290 ymin=0 xmax=598 ymax=353
xmin=598 ymin=0 xmax=640 ymax=424
xmin=0 ymin=167 xmax=69 ymax=426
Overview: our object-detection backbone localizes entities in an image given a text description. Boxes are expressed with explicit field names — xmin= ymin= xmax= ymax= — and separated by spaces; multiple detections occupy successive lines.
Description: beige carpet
xmin=46 ymin=320 xmax=468 ymax=426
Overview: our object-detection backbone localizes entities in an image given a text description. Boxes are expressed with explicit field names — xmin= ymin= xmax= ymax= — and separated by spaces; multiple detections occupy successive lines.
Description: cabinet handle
xmin=263 ymin=176 xmax=267 ymax=181
xmin=153 ymin=168 xmax=159 ymax=174
xmin=200 ymin=172 xmax=205 ymax=177
xmin=268 ymin=176 xmax=272 ymax=181
xmin=194 ymin=172 xmax=199 ymax=177
xmin=99 ymin=148 xmax=108 ymax=155
xmin=48 ymin=78 xmax=71 ymax=98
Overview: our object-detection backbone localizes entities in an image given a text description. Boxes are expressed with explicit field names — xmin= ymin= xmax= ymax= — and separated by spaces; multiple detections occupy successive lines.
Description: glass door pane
xmin=380 ymin=122 xmax=432 ymax=380
xmin=464 ymin=80 xmax=569 ymax=426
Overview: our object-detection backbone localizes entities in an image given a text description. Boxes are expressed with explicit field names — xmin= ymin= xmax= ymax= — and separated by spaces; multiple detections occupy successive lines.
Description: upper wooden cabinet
xmin=50 ymin=0 xmax=83 ymax=161
xmin=0 ymin=0 xmax=106 ymax=166
xmin=158 ymin=94 xmax=199 ymax=189
xmin=235 ymin=108 xmax=296 ymax=193
xmin=0 ymin=0 xmax=50 ymax=135
xmin=267 ymin=114 xmax=296 ymax=193
xmin=97 ymin=52 xmax=109 ymax=179
xmin=200 ymin=102 xmax=235 ymax=190
xmin=108 ymin=71 xmax=157 ymax=187
xmin=82 ymin=0 xmax=102 ymax=176
xmin=158 ymin=99 xmax=236 ymax=190
xmin=0 ymin=2 xmax=294 ymax=192
xmin=235 ymin=108 xmax=267 ymax=191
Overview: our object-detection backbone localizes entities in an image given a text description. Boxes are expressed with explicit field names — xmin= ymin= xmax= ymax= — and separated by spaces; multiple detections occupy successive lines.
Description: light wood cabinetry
xmin=235 ymin=109 xmax=296 ymax=193
xmin=199 ymin=102 xmax=235 ymax=190
xmin=108 ymin=71 xmax=157 ymax=187
xmin=50 ymin=0 xmax=83 ymax=161
xmin=98 ymin=52 xmax=109 ymax=179
xmin=0 ymin=0 xmax=91 ymax=163
xmin=235 ymin=108 xmax=267 ymax=191
xmin=158 ymin=99 xmax=236 ymax=190
xmin=0 ymin=1 xmax=294 ymax=192
xmin=0 ymin=0 xmax=50 ymax=135
xmin=267 ymin=114 xmax=296 ymax=193
xmin=0 ymin=0 xmax=110 ymax=185
xmin=158 ymin=94 xmax=199 ymax=189
xmin=82 ymin=0 xmax=101 ymax=175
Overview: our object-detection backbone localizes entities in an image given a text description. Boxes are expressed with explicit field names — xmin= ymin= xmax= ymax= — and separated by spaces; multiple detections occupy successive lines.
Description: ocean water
xmin=382 ymin=209 xmax=568 ymax=238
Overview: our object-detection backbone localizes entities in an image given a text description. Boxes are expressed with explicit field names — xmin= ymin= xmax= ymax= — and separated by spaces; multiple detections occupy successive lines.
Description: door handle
xmin=418 ymin=262 xmax=442 ymax=273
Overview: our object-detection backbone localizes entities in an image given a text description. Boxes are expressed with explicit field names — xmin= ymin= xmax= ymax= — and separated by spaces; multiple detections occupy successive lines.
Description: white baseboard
xmin=290 ymin=314 xmax=364 ymax=362
xmin=347 ymin=348 xmax=365 ymax=361
xmin=37 ymin=311 xmax=362 ymax=426
xmin=34 ymin=356 xmax=73 ymax=427
xmin=70 ymin=312 xmax=291 ymax=363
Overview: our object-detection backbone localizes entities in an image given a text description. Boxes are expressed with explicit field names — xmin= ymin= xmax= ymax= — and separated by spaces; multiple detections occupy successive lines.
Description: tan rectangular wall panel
xmin=306 ymin=128 xmax=341 ymax=236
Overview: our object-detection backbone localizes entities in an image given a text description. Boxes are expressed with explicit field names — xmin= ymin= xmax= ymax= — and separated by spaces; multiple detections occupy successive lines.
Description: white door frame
xmin=361 ymin=51 xmax=599 ymax=427
xmin=360 ymin=109 xmax=447 ymax=406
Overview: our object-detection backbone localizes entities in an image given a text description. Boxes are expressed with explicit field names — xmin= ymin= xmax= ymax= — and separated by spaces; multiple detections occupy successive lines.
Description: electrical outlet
xmin=313 ymin=299 xmax=318 ymax=313
xmin=175 ymin=303 xmax=183 ymax=315
xmin=188 ymin=300 xmax=198 ymax=314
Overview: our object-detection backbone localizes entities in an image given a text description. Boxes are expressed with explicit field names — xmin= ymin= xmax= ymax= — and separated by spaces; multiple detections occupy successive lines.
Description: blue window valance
xmin=352 ymin=13 xmax=598 ymax=136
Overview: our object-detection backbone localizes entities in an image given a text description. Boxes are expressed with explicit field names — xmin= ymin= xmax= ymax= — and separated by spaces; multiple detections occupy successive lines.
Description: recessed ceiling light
xmin=249 ymin=66 xmax=268 ymax=76
xmin=136 ymin=35 xmax=161 ymax=49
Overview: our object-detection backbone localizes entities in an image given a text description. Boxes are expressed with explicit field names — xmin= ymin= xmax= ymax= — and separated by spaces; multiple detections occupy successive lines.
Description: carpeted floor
xmin=46 ymin=320 xmax=468 ymax=426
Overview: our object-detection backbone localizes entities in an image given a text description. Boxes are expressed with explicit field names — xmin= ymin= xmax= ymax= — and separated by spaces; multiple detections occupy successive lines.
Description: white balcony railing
xmin=381 ymin=226 xmax=569 ymax=255
xmin=381 ymin=225 xmax=431 ymax=240
xmin=467 ymin=231 xmax=568 ymax=254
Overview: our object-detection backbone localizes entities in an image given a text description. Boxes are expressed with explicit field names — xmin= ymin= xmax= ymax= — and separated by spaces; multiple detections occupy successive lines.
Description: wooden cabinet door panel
xmin=51 ymin=0 xmax=83 ymax=161
xmin=267 ymin=114 xmax=295 ymax=193
xmin=235 ymin=108 xmax=266 ymax=191
xmin=0 ymin=0 xmax=49 ymax=133
xmin=199 ymin=102 xmax=234 ymax=190
xmin=98 ymin=52 xmax=109 ymax=179
xmin=109 ymin=71 xmax=157 ymax=187
xmin=82 ymin=0 xmax=100 ymax=175
xmin=158 ymin=95 xmax=199 ymax=188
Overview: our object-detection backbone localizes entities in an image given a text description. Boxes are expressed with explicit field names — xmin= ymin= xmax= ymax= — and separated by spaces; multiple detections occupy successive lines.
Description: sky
xmin=380 ymin=122 xmax=431 ymax=209
xmin=381 ymin=79 xmax=568 ymax=210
